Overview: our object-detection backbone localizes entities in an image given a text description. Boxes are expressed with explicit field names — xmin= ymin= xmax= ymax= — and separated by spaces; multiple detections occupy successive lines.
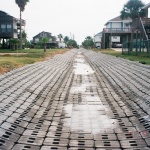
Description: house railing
xmin=103 ymin=28 xmax=131 ymax=33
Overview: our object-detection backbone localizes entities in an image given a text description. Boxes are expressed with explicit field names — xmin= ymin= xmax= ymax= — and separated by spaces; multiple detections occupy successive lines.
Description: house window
xmin=7 ymin=24 xmax=12 ymax=32
xmin=112 ymin=36 xmax=117 ymax=39
xmin=35 ymin=38 xmax=39 ymax=43
xmin=1 ymin=24 xmax=6 ymax=32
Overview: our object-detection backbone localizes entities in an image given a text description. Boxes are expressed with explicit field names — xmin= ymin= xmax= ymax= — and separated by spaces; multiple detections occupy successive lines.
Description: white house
xmin=105 ymin=16 xmax=132 ymax=30
xmin=94 ymin=32 xmax=102 ymax=48
xmin=102 ymin=16 xmax=132 ymax=48
xmin=58 ymin=42 xmax=66 ymax=48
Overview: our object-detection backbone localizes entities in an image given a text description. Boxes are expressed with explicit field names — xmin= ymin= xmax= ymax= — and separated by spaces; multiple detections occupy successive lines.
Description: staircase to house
xmin=133 ymin=18 xmax=150 ymax=52
xmin=133 ymin=17 xmax=150 ymax=40
xmin=142 ymin=18 xmax=150 ymax=39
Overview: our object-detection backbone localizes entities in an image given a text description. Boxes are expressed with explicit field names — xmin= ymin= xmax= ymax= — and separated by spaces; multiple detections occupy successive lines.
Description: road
xmin=0 ymin=48 xmax=150 ymax=149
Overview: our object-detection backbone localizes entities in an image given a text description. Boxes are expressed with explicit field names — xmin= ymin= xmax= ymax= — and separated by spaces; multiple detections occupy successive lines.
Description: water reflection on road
xmin=64 ymin=52 xmax=117 ymax=134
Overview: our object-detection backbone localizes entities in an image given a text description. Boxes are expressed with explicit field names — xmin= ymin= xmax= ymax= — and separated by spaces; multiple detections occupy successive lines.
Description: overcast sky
xmin=1 ymin=0 xmax=150 ymax=44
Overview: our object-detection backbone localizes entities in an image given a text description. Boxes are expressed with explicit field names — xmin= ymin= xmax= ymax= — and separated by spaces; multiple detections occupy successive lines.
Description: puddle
xmin=73 ymin=53 xmax=95 ymax=75
xmin=61 ymin=52 xmax=117 ymax=134
xmin=73 ymin=63 xmax=94 ymax=75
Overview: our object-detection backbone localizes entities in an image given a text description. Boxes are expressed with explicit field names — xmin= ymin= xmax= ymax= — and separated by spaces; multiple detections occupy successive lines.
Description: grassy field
xmin=94 ymin=49 xmax=150 ymax=65
xmin=0 ymin=48 xmax=68 ymax=74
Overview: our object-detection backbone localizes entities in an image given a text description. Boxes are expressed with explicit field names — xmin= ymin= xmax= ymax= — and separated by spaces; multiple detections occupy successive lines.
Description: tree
xmin=9 ymin=38 xmax=20 ymax=50
xmin=22 ymin=30 xmax=27 ymax=48
xmin=82 ymin=36 xmax=94 ymax=49
xmin=121 ymin=0 xmax=146 ymax=21
xmin=15 ymin=0 xmax=29 ymax=49
xmin=67 ymin=39 xmax=78 ymax=48
xmin=120 ymin=0 xmax=146 ymax=48
xmin=64 ymin=36 xmax=69 ymax=45
xmin=42 ymin=38 xmax=49 ymax=52
xmin=58 ymin=34 xmax=63 ymax=42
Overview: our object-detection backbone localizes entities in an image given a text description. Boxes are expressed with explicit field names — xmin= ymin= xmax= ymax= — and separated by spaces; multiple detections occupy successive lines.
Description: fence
xmin=122 ymin=40 xmax=150 ymax=56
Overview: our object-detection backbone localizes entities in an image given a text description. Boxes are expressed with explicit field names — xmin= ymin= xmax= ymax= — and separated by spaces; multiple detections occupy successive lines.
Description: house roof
xmin=33 ymin=31 xmax=52 ymax=38
xmin=142 ymin=3 xmax=150 ymax=9
xmin=0 ymin=11 xmax=23 ymax=23
xmin=94 ymin=32 xmax=102 ymax=37
xmin=0 ymin=10 xmax=15 ymax=18
xmin=105 ymin=16 xmax=132 ymax=25
xmin=0 ymin=11 xmax=7 ymax=15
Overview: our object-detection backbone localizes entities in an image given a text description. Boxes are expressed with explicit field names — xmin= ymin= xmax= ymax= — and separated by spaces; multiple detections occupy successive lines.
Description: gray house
xmin=32 ymin=31 xmax=57 ymax=48
xmin=93 ymin=32 xmax=102 ymax=48
xmin=102 ymin=16 xmax=132 ymax=49
xmin=0 ymin=11 xmax=25 ymax=48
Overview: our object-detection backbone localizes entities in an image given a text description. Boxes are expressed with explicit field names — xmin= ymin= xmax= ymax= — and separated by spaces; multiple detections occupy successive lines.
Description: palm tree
xmin=120 ymin=0 xmax=146 ymax=48
xmin=15 ymin=0 xmax=29 ymax=49
xmin=121 ymin=0 xmax=146 ymax=21
xmin=42 ymin=38 xmax=49 ymax=52
xmin=58 ymin=34 xmax=63 ymax=42
xmin=9 ymin=38 xmax=20 ymax=50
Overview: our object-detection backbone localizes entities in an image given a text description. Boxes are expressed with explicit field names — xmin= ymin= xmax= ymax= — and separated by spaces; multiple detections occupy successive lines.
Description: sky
xmin=0 ymin=0 xmax=150 ymax=44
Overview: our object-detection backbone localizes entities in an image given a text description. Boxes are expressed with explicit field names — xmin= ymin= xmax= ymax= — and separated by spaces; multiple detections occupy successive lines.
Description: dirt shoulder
xmin=0 ymin=49 xmax=69 ymax=75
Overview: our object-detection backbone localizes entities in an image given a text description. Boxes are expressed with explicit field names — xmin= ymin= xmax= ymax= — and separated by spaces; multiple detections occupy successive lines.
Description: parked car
xmin=112 ymin=43 xmax=122 ymax=48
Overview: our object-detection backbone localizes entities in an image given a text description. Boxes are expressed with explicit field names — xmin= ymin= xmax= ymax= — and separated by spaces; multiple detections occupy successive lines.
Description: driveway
xmin=111 ymin=48 xmax=122 ymax=52
xmin=0 ymin=48 xmax=150 ymax=149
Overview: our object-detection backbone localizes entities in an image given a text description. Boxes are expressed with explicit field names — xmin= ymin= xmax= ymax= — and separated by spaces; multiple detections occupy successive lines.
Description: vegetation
xmin=15 ymin=0 xmax=29 ymax=49
xmin=0 ymin=49 xmax=68 ymax=74
xmin=96 ymin=49 xmax=150 ymax=65
xmin=120 ymin=0 xmax=146 ymax=21
xmin=22 ymin=30 xmax=30 ymax=48
xmin=82 ymin=36 xmax=94 ymax=49
xmin=58 ymin=34 xmax=63 ymax=42
xmin=36 ymin=38 xmax=50 ymax=51
xmin=120 ymin=0 xmax=146 ymax=46
xmin=9 ymin=38 xmax=20 ymax=50
xmin=67 ymin=39 xmax=78 ymax=48
xmin=42 ymin=38 xmax=49 ymax=52
xmin=64 ymin=36 xmax=69 ymax=45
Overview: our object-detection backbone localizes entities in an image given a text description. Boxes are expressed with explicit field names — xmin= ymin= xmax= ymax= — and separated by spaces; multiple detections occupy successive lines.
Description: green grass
xmin=0 ymin=48 xmax=67 ymax=53
xmin=95 ymin=49 xmax=150 ymax=65
xmin=0 ymin=48 xmax=68 ymax=74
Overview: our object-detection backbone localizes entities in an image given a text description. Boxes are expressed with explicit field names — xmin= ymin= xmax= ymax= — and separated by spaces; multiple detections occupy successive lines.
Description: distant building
xmin=94 ymin=32 xmax=102 ymax=48
xmin=0 ymin=11 xmax=25 ymax=48
xmin=102 ymin=16 xmax=132 ymax=49
xmin=32 ymin=31 xmax=57 ymax=48
xmin=58 ymin=42 xmax=66 ymax=48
